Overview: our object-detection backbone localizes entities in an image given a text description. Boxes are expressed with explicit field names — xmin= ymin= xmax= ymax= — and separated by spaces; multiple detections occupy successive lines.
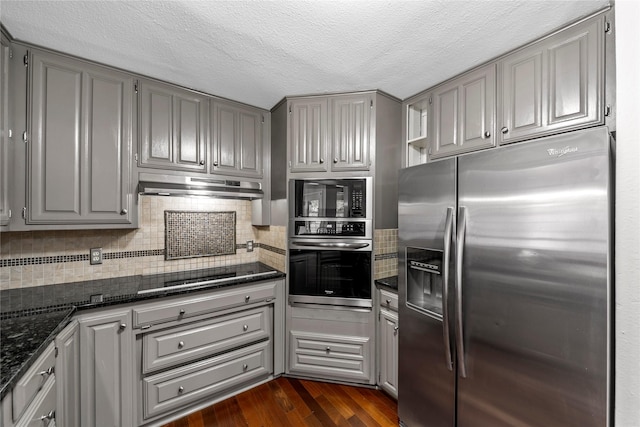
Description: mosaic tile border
xmin=0 ymin=250 xmax=166 ymax=268
xmin=374 ymin=253 xmax=398 ymax=261
xmin=0 ymin=245 xmax=285 ymax=268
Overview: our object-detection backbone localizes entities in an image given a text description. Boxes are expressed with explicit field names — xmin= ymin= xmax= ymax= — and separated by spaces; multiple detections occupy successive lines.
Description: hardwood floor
xmin=161 ymin=377 xmax=398 ymax=427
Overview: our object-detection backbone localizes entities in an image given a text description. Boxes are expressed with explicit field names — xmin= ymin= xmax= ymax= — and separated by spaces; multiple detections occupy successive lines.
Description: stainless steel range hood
xmin=138 ymin=173 xmax=263 ymax=199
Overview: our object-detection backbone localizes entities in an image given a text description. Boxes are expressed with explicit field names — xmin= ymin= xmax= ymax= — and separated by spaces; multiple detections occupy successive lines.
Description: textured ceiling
xmin=1 ymin=1 xmax=609 ymax=110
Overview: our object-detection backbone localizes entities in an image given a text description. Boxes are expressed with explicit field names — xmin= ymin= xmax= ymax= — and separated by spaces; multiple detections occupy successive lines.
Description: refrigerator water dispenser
xmin=406 ymin=247 xmax=443 ymax=319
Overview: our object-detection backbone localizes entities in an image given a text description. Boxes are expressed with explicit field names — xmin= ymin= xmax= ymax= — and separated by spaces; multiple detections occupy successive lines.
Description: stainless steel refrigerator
xmin=398 ymin=126 xmax=612 ymax=427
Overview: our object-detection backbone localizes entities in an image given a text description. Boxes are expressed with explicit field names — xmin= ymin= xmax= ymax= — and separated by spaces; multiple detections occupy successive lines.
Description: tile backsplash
xmin=374 ymin=228 xmax=398 ymax=280
xmin=0 ymin=196 xmax=287 ymax=290
xmin=165 ymin=210 xmax=236 ymax=259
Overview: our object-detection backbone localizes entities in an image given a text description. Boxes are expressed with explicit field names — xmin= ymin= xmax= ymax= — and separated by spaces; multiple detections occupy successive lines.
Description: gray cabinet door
xmin=211 ymin=101 xmax=263 ymax=178
xmin=330 ymin=94 xmax=371 ymax=171
xmin=55 ymin=321 xmax=80 ymax=427
xmin=28 ymin=50 xmax=134 ymax=225
xmin=0 ymin=38 xmax=9 ymax=227
xmin=500 ymin=16 xmax=604 ymax=143
xmin=289 ymin=98 xmax=328 ymax=172
xmin=378 ymin=308 xmax=398 ymax=399
xmin=139 ymin=81 xmax=207 ymax=172
xmin=431 ymin=64 xmax=496 ymax=159
xmin=79 ymin=310 xmax=133 ymax=427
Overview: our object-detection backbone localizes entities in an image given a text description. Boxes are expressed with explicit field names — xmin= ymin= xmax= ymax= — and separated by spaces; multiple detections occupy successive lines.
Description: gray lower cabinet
xmin=0 ymin=37 xmax=9 ymax=228
xmin=143 ymin=340 xmax=271 ymax=419
xmin=430 ymin=63 xmax=496 ymax=159
xmin=499 ymin=15 xmax=604 ymax=144
xmin=377 ymin=287 xmax=398 ymax=399
xmin=13 ymin=376 xmax=56 ymax=427
xmin=54 ymin=321 xmax=80 ymax=427
xmin=378 ymin=308 xmax=398 ymax=399
xmin=78 ymin=309 xmax=133 ymax=427
xmin=139 ymin=80 xmax=208 ymax=172
xmin=287 ymin=306 xmax=374 ymax=384
xmin=211 ymin=101 xmax=263 ymax=178
xmin=27 ymin=49 xmax=135 ymax=226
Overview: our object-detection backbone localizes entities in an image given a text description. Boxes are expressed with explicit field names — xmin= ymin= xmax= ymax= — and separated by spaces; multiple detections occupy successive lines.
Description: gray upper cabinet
xmin=430 ymin=63 xmax=496 ymax=159
xmin=28 ymin=49 xmax=134 ymax=226
xmin=499 ymin=15 xmax=604 ymax=144
xmin=0 ymin=38 xmax=9 ymax=228
xmin=139 ymin=80 xmax=208 ymax=172
xmin=211 ymin=101 xmax=263 ymax=178
xmin=330 ymin=94 xmax=372 ymax=171
xmin=289 ymin=97 xmax=328 ymax=173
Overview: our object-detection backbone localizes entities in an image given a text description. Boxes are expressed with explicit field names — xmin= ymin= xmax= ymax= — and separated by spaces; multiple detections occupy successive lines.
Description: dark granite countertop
xmin=0 ymin=262 xmax=284 ymax=399
xmin=375 ymin=275 xmax=398 ymax=292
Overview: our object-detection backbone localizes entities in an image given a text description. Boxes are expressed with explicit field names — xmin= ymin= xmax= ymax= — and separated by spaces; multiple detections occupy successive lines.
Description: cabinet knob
xmin=199 ymin=160 xmax=205 ymax=165
xmin=213 ymin=160 xmax=219 ymax=167
xmin=501 ymin=127 xmax=509 ymax=134
xmin=484 ymin=131 xmax=491 ymax=138
xmin=244 ymin=295 xmax=251 ymax=302
xmin=243 ymin=364 xmax=248 ymax=371
xmin=120 ymin=208 xmax=128 ymax=215
xmin=178 ymin=341 xmax=185 ymax=349
xmin=394 ymin=326 xmax=399 ymax=333
xmin=179 ymin=309 xmax=186 ymax=316
xmin=243 ymin=324 xmax=248 ymax=332
xmin=325 ymin=346 xmax=331 ymax=353
xmin=319 ymin=158 xmax=324 ymax=164
xmin=333 ymin=158 xmax=338 ymax=164
xmin=38 ymin=366 xmax=54 ymax=377
xmin=178 ymin=386 xmax=184 ymax=394
xmin=39 ymin=410 xmax=55 ymax=422
xmin=385 ymin=299 xmax=391 ymax=305
xmin=119 ymin=323 xmax=127 ymax=330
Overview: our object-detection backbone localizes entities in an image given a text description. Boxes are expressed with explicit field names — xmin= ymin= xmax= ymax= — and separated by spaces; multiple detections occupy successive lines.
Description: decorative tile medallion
xmin=165 ymin=211 xmax=236 ymax=260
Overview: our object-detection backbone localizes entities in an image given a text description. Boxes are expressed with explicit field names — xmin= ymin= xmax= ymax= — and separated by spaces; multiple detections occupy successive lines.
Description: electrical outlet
xmin=246 ymin=240 xmax=254 ymax=252
xmin=90 ymin=247 xmax=102 ymax=265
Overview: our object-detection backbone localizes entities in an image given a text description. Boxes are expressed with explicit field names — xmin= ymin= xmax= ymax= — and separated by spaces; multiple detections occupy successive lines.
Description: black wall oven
xmin=288 ymin=178 xmax=373 ymax=309
xmin=288 ymin=239 xmax=372 ymax=308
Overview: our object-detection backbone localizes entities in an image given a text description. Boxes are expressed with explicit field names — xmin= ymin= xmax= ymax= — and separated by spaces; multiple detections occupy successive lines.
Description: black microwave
xmin=289 ymin=178 xmax=372 ymax=219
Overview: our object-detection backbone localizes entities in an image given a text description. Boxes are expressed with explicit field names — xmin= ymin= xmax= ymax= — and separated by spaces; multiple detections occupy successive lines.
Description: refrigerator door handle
xmin=455 ymin=206 xmax=468 ymax=378
xmin=442 ymin=207 xmax=454 ymax=371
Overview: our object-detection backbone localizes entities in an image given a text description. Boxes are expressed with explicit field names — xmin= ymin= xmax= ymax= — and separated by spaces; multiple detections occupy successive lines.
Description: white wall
xmin=614 ymin=0 xmax=640 ymax=424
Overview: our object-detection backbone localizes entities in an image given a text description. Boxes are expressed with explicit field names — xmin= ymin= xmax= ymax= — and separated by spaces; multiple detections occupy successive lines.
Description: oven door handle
xmin=289 ymin=241 xmax=370 ymax=250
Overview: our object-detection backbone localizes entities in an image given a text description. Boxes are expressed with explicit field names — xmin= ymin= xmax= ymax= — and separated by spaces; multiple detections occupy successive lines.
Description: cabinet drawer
xmin=143 ymin=306 xmax=271 ymax=374
xmin=289 ymin=331 xmax=371 ymax=382
xmin=133 ymin=282 xmax=277 ymax=328
xmin=14 ymin=375 xmax=56 ymax=427
xmin=379 ymin=288 xmax=398 ymax=312
xmin=143 ymin=341 xmax=271 ymax=419
xmin=12 ymin=343 xmax=56 ymax=421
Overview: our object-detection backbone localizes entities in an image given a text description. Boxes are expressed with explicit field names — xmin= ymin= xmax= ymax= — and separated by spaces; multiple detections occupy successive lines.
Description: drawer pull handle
xmin=178 ymin=386 xmax=184 ymax=394
xmin=244 ymin=295 xmax=250 ymax=302
xmin=386 ymin=299 xmax=391 ymax=305
xmin=243 ymin=324 xmax=248 ymax=332
xmin=38 ymin=366 xmax=54 ymax=377
xmin=501 ymin=126 xmax=509 ymax=134
xmin=326 ymin=346 xmax=331 ymax=353
xmin=179 ymin=309 xmax=185 ymax=316
xmin=178 ymin=341 xmax=185 ymax=349
xmin=242 ymin=364 xmax=248 ymax=371
xmin=39 ymin=410 xmax=55 ymax=421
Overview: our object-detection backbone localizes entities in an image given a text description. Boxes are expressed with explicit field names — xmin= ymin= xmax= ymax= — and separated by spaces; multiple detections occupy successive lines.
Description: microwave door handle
xmin=290 ymin=242 xmax=370 ymax=250
xmin=442 ymin=207 xmax=454 ymax=371
xmin=455 ymin=206 xmax=468 ymax=378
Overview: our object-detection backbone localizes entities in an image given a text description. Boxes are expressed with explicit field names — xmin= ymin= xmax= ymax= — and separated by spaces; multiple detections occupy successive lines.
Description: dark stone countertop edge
xmin=0 ymin=264 xmax=285 ymax=400
xmin=0 ymin=307 xmax=76 ymax=399
xmin=375 ymin=275 xmax=398 ymax=292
